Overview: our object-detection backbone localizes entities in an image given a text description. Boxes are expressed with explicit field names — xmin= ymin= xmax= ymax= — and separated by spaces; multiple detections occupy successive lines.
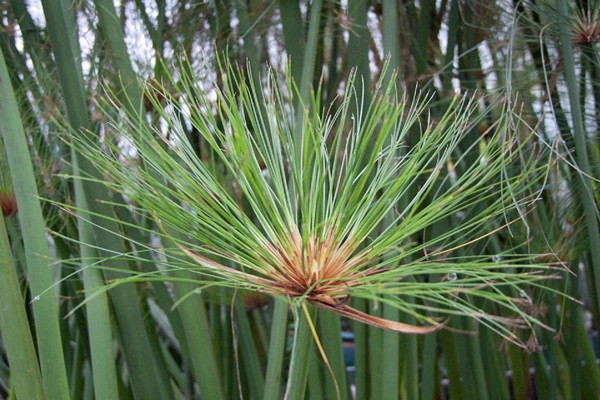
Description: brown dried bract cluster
xmin=571 ymin=13 xmax=600 ymax=45
xmin=0 ymin=192 xmax=17 ymax=217
xmin=181 ymin=228 xmax=444 ymax=334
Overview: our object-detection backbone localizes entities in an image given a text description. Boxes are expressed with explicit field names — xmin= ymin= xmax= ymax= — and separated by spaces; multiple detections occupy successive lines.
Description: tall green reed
xmin=0 ymin=45 xmax=70 ymax=400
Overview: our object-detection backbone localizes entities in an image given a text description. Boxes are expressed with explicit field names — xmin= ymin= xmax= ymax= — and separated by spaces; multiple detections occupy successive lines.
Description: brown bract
xmin=180 ymin=228 xmax=444 ymax=334
xmin=571 ymin=13 xmax=600 ymax=45
xmin=0 ymin=192 xmax=17 ymax=217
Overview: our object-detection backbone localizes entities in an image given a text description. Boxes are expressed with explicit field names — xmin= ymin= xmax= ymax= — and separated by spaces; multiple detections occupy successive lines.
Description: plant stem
xmin=40 ymin=1 xmax=174 ymax=398
xmin=556 ymin=0 xmax=600 ymax=315
xmin=0 ymin=213 xmax=45 ymax=399
xmin=317 ymin=310 xmax=349 ymax=400
xmin=278 ymin=0 xmax=306 ymax=81
xmin=93 ymin=0 xmax=143 ymax=109
xmin=381 ymin=1 xmax=402 ymax=395
xmin=0 ymin=45 xmax=71 ymax=400
xmin=285 ymin=304 xmax=316 ymax=400
xmin=233 ymin=297 xmax=266 ymax=399
xmin=420 ymin=333 xmax=438 ymax=400
xmin=171 ymin=277 xmax=225 ymax=400
xmin=263 ymin=299 xmax=289 ymax=400
xmin=74 ymin=172 xmax=119 ymax=400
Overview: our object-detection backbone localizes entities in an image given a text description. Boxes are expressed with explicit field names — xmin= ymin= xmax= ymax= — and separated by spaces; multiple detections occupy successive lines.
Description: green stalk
xmin=441 ymin=0 xmax=460 ymax=92
xmin=236 ymin=0 xmax=261 ymax=81
xmin=73 ymin=173 xmax=119 ymax=400
xmin=250 ymin=308 xmax=269 ymax=357
xmin=480 ymin=328 xmax=510 ymax=400
xmin=93 ymin=4 xmax=227 ymax=396
xmin=307 ymin=350 xmax=324 ymax=400
xmin=171 ymin=277 xmax=225 ymax=400
xmin=563 ymin=272 xmax=600 ymax=398
xmin=346 ymin=4 xmax=373 ymax=395
xmin=534 ymin=285 xmax=559 ymax=400
xmin=278 ymin=0 xmax=306 ymax=80
xmin=367 ymin=314 xmax=383 ymax=399
xmin=0 ymin=213 xmax=45 ymax=400
xmin=284 ymin=3 xmax=323 ymax=398
xmin=263 ymin=300 xmax=289 ymax=400
xmin=556 ymin=0 xmax=600 ymax=314
xmin=286 ymin=305 xmax=316 ymax=400
xmin=233 ymin=297 xmax=265 ymax=399
xmin=0 ymin=46 xmax=71 ymax=400
xmin=93 ymin=0 xmax=143 ymax=111
xmin=398 ymin=319 xmax=418 ymax=399
xmin=455 ymin=332 xmax=477 ymax=399
xmin=464 ymin=320 xmax=490 ymax=400
xmin=414 ymin=0 xmax=434 ymax=76
xmin=352 ymin=299 xmax=368 ymax=399
xmin=533 ymin=346 xmax=551 ymax=400
xmin=296 ymin=0 xmax=323 ymax=106
xmin=323 ymin=1 xmax=341 ymax=106
xmin=41 ymin=1 xmax=173 ymax=398
xmin=346 ymin=0 xmax=371 ymax=103
xmin=317 ymin=310 xmax=349 ymax=400
xmin=382 ymin=0 xmax=401 ymax=76
xmin=575 ymin=308 xmax=600 ymax=397
xmin=212 ymin=0 xmax=233 ymax=62
xmin=508 ymin=344 xmax=529 ymax=400
xmin=68 ymin=329 xmax=85 ymax=400
xmin=459 ymin=2 xmax=479 ymax=91
xmin=158 ymin=234 xmax=224 ymax=399
xmin=441 ymin=332 xmax=465 ymax=400
xmin=420 ymin=333 xmax=438 ymax=400
xmin=381 ymin=3 xmax=403 ymax=396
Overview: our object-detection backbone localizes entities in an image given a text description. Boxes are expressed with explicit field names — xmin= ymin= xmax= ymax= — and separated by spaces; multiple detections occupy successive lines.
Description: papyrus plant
xmin=68 ymin=63 xmax=560 ymax=348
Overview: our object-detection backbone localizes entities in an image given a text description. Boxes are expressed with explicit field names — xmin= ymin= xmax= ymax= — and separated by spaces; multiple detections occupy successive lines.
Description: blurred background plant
xmin=0 ymin=0 xmax=598 ymax=399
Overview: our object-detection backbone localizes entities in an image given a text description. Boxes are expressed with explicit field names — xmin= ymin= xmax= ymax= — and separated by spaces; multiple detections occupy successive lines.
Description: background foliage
xmin=0 ymin=0 xmax=599 ymax=399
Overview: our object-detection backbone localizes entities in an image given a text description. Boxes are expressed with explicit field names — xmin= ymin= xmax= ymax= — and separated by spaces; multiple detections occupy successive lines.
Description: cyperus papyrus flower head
xmin=71 ymin=62 xmax=562 ymax=348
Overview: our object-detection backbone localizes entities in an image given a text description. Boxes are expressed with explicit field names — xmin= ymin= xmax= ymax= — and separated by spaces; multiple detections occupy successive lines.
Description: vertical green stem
xmin=556 ymin=0 xmax=600 ymax=314
xmin=381 ymin=2 xmax=402 ymax=397
xmin=286 ymin=304 xmax=316 ymax=400
xmin=317 ymin=310 xmax=349 ymax=400
xmin=278 ymin=0 xmax=306 ymax=80
xmin=41 ymin=1 xmax=174 ymax=398
xmin=367 ymin=313 xmax=383 ymax=399
xmin=347 ymin=0 xmax=371 ymax=104
xmin=441 ymin=332 xmax=465 ymax=400
xmin=0 ymin=46 xmax=71 ymax=400
xmin=160 ymin=232 xmax=224 ymax=400
xmin=420 ymin=333 xmax=438 ymax=400
xmin=0 ymin=214 xmax=45 ymax=400
xmin=263 ymin=299 xmax=289 ymax=400
xmin=414 ymin=0 xmax=434 ymax=75
xmin=93 ymin=0 xmax=144 ymax=112
xmin=73 ymin=173 xmax=119 ymax=400
xmin=352 ymin=299 xmax=368 ymax=399
xmin=441 ymin=0 xmax=460 ymax=92
xmin=171 ymin=277 xmax=225 ymax=400
xmin=508 ymin=343 xmax=530 ymax=400
xmin=480 ymin=328 xmax=510 ymax=400
xmin=283 ymin=3 xmax=324 ymax=398
xmin=464 ymin=320 xmax=490 ymax=400
xmin=233 ymin=297 xmax=265 ymax=399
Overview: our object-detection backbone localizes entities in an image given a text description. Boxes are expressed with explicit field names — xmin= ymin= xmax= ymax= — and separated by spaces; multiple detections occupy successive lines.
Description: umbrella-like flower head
xmin=75 ymin=63 xmax=562 ymax=347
